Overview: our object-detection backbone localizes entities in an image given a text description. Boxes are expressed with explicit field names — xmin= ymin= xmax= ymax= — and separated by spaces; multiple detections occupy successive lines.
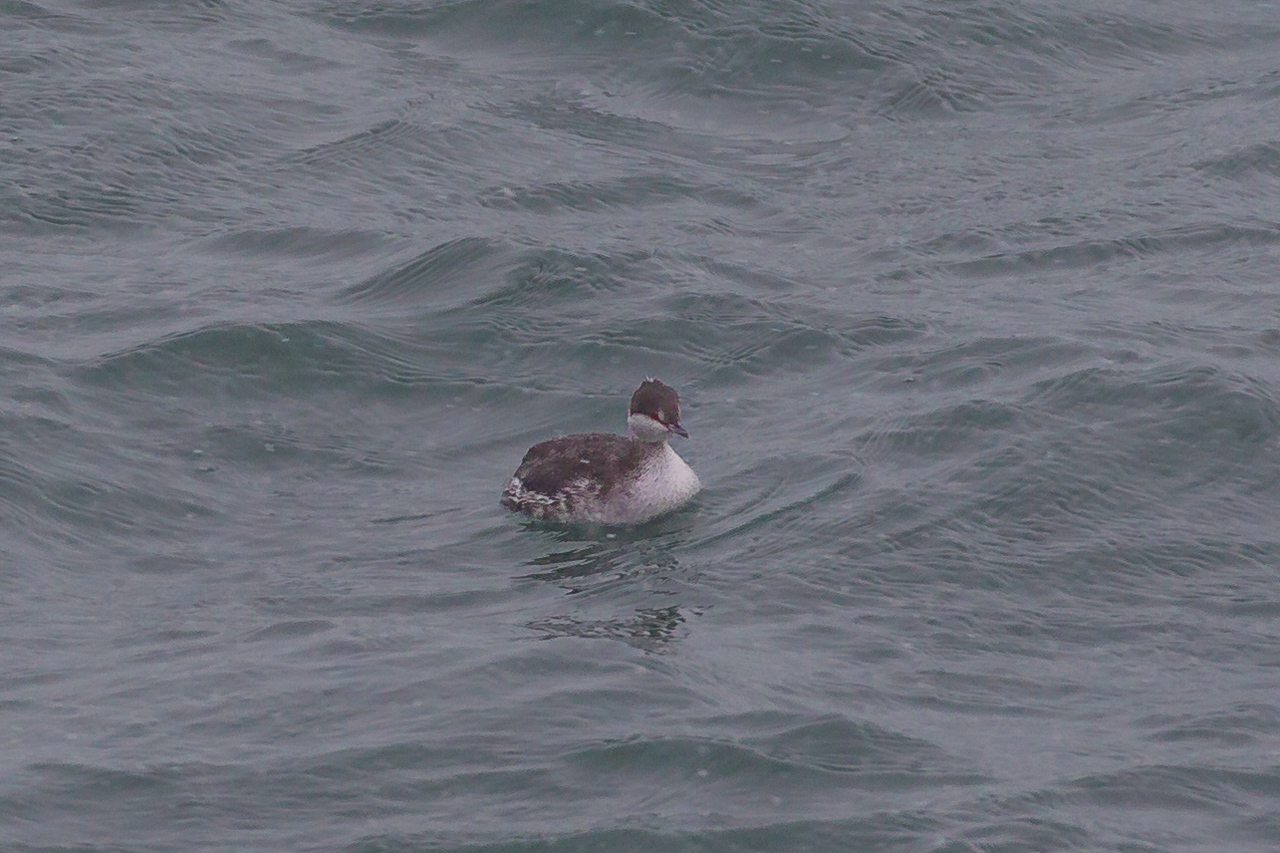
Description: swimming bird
xmin=501 ymin=379 xmax=701 ymax=525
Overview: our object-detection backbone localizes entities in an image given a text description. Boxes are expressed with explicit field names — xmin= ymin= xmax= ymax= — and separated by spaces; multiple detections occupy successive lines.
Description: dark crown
xmin=629 ymin=378 xmax=681 ymax=425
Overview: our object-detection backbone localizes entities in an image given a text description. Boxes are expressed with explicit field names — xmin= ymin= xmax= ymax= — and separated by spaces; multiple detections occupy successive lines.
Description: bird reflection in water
xmin=528 ymin=606 xmax=686 ymax=654
xmin=515 ymin=525 xmax=693 ymax=653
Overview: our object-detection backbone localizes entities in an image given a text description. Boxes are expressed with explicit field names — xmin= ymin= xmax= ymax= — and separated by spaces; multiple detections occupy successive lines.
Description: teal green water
xmin=4 ymin=0 xmax=1280 ymax=851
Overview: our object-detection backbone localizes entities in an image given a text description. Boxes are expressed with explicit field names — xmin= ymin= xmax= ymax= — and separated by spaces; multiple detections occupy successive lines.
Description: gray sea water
xmin=6 ymin=0 xmax=1280 ymax=850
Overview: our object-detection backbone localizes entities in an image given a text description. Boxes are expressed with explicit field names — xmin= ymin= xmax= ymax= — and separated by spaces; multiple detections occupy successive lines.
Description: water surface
xmin=4 ymin=0 xmax=1280 ymax=850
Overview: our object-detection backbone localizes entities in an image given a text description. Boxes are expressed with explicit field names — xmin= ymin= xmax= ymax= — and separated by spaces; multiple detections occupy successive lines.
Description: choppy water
xmin=5 ymin=0 xmax=1280 ymax=850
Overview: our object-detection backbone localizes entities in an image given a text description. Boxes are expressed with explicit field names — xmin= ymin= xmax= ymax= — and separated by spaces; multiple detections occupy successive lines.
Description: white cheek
xmin=627 ymin=412 xmax=670 ymax=442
